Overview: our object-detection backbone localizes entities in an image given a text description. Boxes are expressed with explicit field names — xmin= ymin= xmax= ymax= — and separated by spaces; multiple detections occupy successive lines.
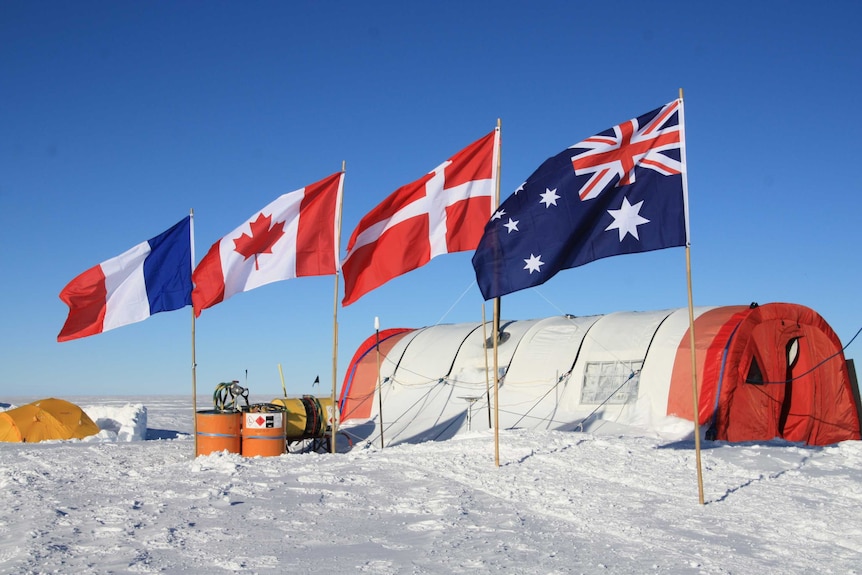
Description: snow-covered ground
xmin=1 ymin=395 xmax=860 ymax=574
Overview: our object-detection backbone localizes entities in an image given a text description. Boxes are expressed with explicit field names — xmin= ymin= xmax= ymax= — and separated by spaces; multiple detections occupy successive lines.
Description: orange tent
xmin=0 ymin=398 xmax=100 ymax=442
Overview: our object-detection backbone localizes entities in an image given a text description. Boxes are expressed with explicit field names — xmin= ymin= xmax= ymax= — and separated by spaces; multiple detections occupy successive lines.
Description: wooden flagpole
xmin=686 ymin=246 xmax=704 ymax=504
xmin=492 ymin=118 xmax=502 ymax=467
xmin=482 ymin=304 xmax=492 ymax=428
xmin=679 ymin=88 xmax=705 ymax=504
xmin=190 ymin=208 xmax=198 ymax=457
xmin=375 ymin=316 xmax=384 ymax=448
xmin=331 ymin=162 xmax=346 ymax=454
xmin=493 ymin=297 xmax=501 ymax=467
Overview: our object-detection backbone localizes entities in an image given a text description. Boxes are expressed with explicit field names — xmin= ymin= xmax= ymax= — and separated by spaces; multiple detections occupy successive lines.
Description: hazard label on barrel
xmin=244 ymin=412 xmax=284 ymax=429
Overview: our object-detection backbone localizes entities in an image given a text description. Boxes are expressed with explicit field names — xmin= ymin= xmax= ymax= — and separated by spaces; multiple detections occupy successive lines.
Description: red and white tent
xmin=339 ymin=303 xmax=861 ymax=447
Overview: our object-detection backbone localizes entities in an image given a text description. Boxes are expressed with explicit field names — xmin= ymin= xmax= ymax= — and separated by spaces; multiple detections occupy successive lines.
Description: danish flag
xmin=572 ymin=99 xmax=682 ymax=201
xmin=341 ymin=130 xmax=499 ymax=306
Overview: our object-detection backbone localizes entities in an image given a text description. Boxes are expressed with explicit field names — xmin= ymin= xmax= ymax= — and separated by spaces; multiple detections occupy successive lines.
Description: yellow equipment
xmin=270 ymin=395 xmax=337 ymax=441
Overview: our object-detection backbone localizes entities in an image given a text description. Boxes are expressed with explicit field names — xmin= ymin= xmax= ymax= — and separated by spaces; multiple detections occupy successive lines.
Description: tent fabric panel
xmin=0 ymin=411 xmax=24 ymax=442
xmin=720 ymin=319 xmax=788 ymax=442
xmin=499 ymin=316 xmax=602 ymax=430
xmin=666 ymin=306 xmax=749 ymax=423
xmin=576 ymin=310 xmax=673 ymax=359
xmin=491 ymin=318 xmax=545 ymax=375
xmin=20 ymin=407 xmax=76 ymax=442
xmin=801 ymin=328 xmax=861 ymax=444
xmin=372 ymin=319 xmax=553 ymax=445
xmin=381 ymin=323 xmax=499 ymax=445
xmin=391 ymin=323 xmax=481 ymax=387
xmin=468 ymin=317 xmax=548 ymax=431
xmin=378 ymin=375 xmax=467 ymax=446
xmin=339 ymin=328 xmax=413 ymax=421
xmin=636 ymin=307 xmax=716 ymax=430
xmin=446 ymin=321 xmax=496 ymax=388
xmin=379 ymin=328 xmax=424 ymax=386
xmin=32 ymin=398 xmax=100 ymax=439
xmin=504 ymin=316 xmax=600 ymax=386
xmin=444 ymin=321 xmax=499 ymax=411
xmin=567 ymin=310 xmax=675 ymax=414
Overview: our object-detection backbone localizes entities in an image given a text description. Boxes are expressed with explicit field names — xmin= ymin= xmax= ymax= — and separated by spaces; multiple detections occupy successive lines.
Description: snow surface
xmin=1 ymin=396 xmax=861 ymax=574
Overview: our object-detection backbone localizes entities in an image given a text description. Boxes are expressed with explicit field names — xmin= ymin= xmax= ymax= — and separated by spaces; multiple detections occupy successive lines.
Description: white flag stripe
xmin=103 ymin=241 xmax=151 ymax=331
xmin=218 ymin=188 xmax=304 ymax=299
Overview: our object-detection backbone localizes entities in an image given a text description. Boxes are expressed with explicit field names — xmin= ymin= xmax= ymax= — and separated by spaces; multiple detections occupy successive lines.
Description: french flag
xmin=58 ymin=217 xmax=193 ymax=342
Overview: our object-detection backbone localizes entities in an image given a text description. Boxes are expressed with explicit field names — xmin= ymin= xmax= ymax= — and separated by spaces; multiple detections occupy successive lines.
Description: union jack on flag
xmin=573 ymin=100 xmax=683 ymax=201
xmin=472 ymin=99 xmax=690 ymax=300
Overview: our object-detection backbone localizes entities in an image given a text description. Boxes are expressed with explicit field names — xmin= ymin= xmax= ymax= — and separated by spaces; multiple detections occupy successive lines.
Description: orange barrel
xmin=241 ymin=409 xmax=286 ymax=457
xmin=195 ymin=410 xmax=242 ymax=456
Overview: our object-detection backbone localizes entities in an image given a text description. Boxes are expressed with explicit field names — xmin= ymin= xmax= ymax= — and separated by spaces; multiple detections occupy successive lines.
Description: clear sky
xmin=2 ymin=1 xmax=860 ymax=399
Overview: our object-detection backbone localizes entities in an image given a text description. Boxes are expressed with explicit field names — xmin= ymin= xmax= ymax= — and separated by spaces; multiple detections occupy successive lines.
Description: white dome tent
xmin=339 ymin=303 xmax=861 ymax=447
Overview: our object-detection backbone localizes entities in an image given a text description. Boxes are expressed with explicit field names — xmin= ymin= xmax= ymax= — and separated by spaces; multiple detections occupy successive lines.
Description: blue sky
xmin=2 ymin=1 xmax=860 ymax=399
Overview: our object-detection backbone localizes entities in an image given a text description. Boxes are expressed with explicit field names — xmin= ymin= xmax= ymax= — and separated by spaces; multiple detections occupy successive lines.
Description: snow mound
xmin=83 ymin=403 xmax=148 ymax=442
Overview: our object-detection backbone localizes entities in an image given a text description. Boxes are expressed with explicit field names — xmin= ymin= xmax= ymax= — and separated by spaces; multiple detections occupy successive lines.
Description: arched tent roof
xmin=339 ymin=303 xmax=860 ymax=447
xmin=0 ymin=398 xmax=100 ymax=443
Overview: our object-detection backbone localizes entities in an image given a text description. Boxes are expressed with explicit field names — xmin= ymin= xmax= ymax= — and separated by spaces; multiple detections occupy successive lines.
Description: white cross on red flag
xmin=341 ymin=129 xmax=499 ymax=306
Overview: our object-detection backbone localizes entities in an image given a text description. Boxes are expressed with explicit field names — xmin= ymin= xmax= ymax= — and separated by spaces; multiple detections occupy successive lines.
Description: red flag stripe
xmin=296 ymin=172 xmax=342 ymax=277
xmin=57 ymin=265 xmax=108 ymax=342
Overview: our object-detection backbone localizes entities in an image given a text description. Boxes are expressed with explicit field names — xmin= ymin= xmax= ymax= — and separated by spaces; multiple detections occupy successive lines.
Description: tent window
xmin=786 ymin=337 xmax=800 ymax=369
xmin=581 ymin=361 xmax=642 ymax=405
xmin=746 ymin=357 xmax=764 ymax=385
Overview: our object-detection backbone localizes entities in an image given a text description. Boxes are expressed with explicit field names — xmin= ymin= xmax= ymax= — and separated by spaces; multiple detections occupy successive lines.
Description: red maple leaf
xmin=233 ymin=213 xmax=286 ymax=270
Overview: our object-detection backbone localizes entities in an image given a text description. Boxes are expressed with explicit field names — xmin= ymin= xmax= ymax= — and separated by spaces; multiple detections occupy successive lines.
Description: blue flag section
xmin=472 ymin=100 xmax=689 ymax=300
xmin=144 ymin=216 xmax=194 ymax=314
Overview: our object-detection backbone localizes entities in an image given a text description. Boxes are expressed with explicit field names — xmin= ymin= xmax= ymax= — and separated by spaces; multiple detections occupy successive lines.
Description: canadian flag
xmin=341 ymin=130 xmax=499 ymax=306
xmin=192 ymin=172 xmax=343 ymax=316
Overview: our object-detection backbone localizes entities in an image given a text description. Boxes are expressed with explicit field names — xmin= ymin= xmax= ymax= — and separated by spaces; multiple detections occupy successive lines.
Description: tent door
xmin=777 ymin=337 xmax=800 ymax=437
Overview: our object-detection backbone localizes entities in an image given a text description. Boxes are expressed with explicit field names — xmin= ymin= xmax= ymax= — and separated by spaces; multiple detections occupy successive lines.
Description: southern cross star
xmin=605 ymin=196 xmax=650 ymax=241
xmin=524 ymin=253 xmax=544 ymax=274
xmin=504 ymin=218 xmax=519 ymax=233
xmin=539 ymin=188 xmax=560 ymax=208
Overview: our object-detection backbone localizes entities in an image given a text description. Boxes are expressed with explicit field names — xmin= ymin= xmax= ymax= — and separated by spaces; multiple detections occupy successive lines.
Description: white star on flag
xmin=539 ymin=188 xmax=560 ymax=207
xmin=605 ymin=197 xmax=650 ymax=241
xmin=504 ymin=218 xmax=519 ymax=233
xmin=491 ymin=209 xmax=505 ymax=220
xmin=524 ymin=253 xmax=544 ymax=274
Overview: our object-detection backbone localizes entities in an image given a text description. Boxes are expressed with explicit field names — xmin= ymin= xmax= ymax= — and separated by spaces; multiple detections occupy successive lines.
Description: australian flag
xmin=472 ymin=99 xmax=690 ymax=300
